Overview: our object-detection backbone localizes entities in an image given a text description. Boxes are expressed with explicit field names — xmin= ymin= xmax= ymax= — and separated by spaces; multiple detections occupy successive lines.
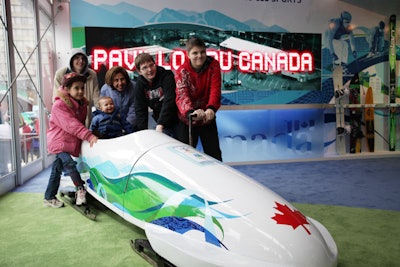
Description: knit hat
xmin=62 ymin=72 xmax=87 ymax=88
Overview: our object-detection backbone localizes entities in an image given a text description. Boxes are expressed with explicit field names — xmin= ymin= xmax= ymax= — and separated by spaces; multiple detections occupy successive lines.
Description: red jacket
xmin=47 ymin=88 xmax=95 ymax=157
xmin=175 ymin=56 xmax=221 ymax=125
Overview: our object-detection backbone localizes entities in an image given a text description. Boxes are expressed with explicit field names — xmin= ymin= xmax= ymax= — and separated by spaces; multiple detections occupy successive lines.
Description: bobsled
xmin=77 ymin=130 xmax=338 ymax=267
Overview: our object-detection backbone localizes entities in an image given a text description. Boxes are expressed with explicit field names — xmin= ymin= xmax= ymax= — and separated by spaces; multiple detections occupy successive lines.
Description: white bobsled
xmin=77 ymin=130 xmax=338 ymax=267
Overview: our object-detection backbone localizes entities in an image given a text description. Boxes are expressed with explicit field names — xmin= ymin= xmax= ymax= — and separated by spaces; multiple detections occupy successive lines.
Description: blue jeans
xmin=44 ymin=152 xmax=84 ymax=200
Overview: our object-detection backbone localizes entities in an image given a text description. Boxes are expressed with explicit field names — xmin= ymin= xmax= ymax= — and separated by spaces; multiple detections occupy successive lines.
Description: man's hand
xmin=191 ymin=109 xmax=206 ymax=121
xmin=204 ymin=109 xmax=215 ymax=122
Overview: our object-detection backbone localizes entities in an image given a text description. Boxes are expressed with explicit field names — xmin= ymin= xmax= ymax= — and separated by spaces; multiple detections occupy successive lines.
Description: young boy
xmin=134 ymin=53 xmax=179 ymax=136
xmin=90 ymin=96 xmax=134 ymax=139
xmin=174 ymin=37 xmax=222 ymax=161
xmin=44 ymin=72 xmax=98 ymax=208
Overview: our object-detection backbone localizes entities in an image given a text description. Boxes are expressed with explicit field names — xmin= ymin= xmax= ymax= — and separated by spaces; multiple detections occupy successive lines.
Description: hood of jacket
xmin=68 ymin=48 xmax=89 ymax=76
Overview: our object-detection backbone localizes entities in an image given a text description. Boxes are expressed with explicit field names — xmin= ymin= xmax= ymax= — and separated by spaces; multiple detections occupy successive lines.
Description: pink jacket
xmin=47 ymin=88 xmax=96 ymax=157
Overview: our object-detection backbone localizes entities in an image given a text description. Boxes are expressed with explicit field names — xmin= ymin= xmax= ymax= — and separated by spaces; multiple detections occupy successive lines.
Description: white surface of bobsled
xmin=79 ymin=130 xmax=338 ymax=267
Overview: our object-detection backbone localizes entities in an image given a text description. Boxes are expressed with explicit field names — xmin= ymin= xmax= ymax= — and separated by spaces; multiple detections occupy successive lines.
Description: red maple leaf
xmin=271 ymin=201 xmax=311 ymax=235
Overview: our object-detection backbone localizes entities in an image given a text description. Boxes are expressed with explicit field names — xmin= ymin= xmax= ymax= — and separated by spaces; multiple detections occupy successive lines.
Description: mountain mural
xmin=244 ymin=19 xmax=287 ymax=32
xmin=73 ymin=0 xmax=287 ymax=32
xmin=98 ymin=2 xmax=156 ymax=22
xmin=148 ymin=8 xmax=251 ymax=31
xmin=71 ymin=0 xmax=143 ymax=27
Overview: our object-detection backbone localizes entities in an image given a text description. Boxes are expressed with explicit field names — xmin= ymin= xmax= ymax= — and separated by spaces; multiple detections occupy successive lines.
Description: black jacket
xmin=134 ymin=66 xmax=179 ymax=130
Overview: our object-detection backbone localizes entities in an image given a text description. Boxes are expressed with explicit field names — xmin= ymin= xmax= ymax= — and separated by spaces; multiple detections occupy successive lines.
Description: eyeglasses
xmin=140 ymin=62 xmax=155 ymax=72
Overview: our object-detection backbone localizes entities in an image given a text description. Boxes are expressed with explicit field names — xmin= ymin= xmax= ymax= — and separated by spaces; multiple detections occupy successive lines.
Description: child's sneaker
xmin=43 ymin=198 xmax=64 ymax=208
xmin=75 ymin=187 xmax=86 ymax=206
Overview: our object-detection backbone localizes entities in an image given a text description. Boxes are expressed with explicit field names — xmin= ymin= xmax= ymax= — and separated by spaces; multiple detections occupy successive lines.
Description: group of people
xmin=43 ymin=37 xmax=223 ymax=208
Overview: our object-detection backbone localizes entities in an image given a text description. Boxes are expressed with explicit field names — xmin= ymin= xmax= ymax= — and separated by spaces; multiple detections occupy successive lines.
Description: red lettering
xmin=238 ymin=52 xmax=251 ymax=72
xmin=91 ymin=47 xmax=315 ymax=74
xmin=92 ymin=49 xmax=107 ymax=71
xmin=301 ymin=53 xmax=313 ymax=72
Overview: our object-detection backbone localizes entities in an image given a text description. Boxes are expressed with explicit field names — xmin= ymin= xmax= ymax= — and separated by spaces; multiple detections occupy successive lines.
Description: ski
xmin=333 ymin=65 xmax=346 ymax=155
xmin=365 ymin=87 xmax=375 ymax=152
xmin=389 ymin=14 xmax=397 ymax=151
xmin=349 ymin=73 xmax=362 ymax=153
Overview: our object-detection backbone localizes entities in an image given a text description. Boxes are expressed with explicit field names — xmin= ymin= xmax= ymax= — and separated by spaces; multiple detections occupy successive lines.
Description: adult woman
xmin=100 ymin=66 xmax=137 ymax=131
xmin=174 ymin=37 xmax=222 ymax=161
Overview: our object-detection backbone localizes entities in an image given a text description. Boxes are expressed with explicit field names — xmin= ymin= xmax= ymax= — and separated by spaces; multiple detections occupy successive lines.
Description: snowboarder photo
xmin=324 ymin=11 xmax=357 ymax=66
xmin=367 ymin=20 xmax=385 ymax=57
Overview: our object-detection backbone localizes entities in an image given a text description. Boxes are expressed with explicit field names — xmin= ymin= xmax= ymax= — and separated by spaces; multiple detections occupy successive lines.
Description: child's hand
xmin=89 ymin=136 xmax=98 ymax=147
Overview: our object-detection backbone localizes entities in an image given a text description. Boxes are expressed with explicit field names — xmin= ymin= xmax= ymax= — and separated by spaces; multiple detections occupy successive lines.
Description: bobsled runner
xmin=59 ymin=186 xmax=96 ymax=220
xmin=76 ymin=130 xmax=338 ymax=267
xmin=130 ymin=238 xmax=174 ymax=267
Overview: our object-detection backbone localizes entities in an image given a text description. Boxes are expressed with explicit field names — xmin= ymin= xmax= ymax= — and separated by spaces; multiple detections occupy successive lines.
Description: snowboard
xmin=333 ymin=65 xmax=346 ymax=155
xmin=349 ymin=73 xmax=362 ymax=153
xmin=389 ymin=14 xmax=397 ymax=151
xmin=364 ymin=87 xmax=375 ymax=152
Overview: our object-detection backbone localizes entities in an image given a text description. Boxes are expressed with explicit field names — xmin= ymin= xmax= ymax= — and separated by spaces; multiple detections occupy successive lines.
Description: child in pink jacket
xmin=44 ymin=72 xmax=98 ymax=208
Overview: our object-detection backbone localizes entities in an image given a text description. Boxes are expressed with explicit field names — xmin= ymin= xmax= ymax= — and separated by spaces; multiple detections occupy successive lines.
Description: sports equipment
xmin=333 ymin=65 xmax=346 ymax=154
xmin=365 ymin=87 xmax=375 ymax=152
xmin=76 ymin=130 xmax=338 ymax=267
xmin=59 ymin=186 xmax=96 ymax=220
xmin=389 ymin=14 xmax=397 ymax=151
xmin=349 ymin=73 xmax=362 ymax=153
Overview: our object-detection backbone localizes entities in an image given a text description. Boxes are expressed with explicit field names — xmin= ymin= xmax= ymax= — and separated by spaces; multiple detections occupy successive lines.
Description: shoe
xmin=43 ymin=198 xmax=64 ymax=208
xmin=75 ymin=187 xmax=86 ymax=206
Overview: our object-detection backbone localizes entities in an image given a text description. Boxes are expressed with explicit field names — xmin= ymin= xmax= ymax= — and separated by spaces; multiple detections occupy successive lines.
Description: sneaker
xmin=43 ymin=198 xmax=64 ymax=208
xmin=75 ymin=187 xmax=86 ymax=206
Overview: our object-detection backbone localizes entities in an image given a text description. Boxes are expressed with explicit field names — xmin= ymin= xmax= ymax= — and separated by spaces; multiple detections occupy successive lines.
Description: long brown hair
xmin=104 ymin=66 xmax=131 ymax=87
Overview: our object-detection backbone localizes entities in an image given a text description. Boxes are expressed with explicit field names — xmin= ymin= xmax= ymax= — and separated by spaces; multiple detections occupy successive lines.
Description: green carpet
xmin=0 ymin=193 xmax=399 ymax=267
xmin=294 ymin=203 xmax=400 ymax=267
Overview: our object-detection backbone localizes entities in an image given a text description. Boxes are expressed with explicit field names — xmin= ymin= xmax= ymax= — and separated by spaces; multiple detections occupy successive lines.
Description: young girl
xmin=44 ymin=72 xmax=98 ymax=208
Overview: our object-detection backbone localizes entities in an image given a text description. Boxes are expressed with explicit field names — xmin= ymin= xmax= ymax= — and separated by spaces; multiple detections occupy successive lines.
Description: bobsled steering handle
xmin=189 ymin=113 xmax=197 ymax=147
